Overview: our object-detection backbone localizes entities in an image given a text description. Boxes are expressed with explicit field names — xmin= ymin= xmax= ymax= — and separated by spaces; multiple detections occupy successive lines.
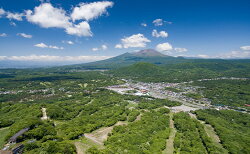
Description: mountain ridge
xmin=65 ymin=49 xmax=186 ymax=69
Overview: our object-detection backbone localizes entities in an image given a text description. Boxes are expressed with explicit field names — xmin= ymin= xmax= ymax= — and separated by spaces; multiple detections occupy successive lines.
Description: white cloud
xmin=115 ymin=44 xmax=122 ymax=49
xmin=34 ymin=43 xmax=48 ymax=48
xmin=174 ymin=47 xmax=188 ymax=52
xmin=0 ymin=8 xmax=5 ymax=17
xmin=3 ymin=2 xmax=112 ymax=37
xmin=141 ymin=23 xmax=147 ymax=27
xmin=6 ymin=12 xmax=24 ymax=21
xmin=240 ymin=46 xmax=250 ymax=51
xmin=92 ymin=48 xmax=99 ymax=51
xmin=49 ymin=45 xmax=64 ymax=50
xmin=0 ymin=56 xmax=7 ymax=60
xmin=120 ymin=33 xmax=151 ymax=48
xmin=0 ymin=33 xmax=7 ymax=37
xmin=0 ymin=55 xmax=111 ymax=62
xmin=10 ymin=22 xmax=16 ymax=26
xmin=156 ymin=42 xmax=173 ymax=51
xmin=92 ymin=44 xmax=108 ymax=51
xmin=26 ymin=3 xmax=71 ymax=29
xmin=63 ymin=40 xmax=74 ymax=45
xmin=152 ymin=29 xmax=168 ymax=38
xmin=34 ymin=43 xmax=63 ymax=50
xmin=197 ymin=54 xmax=210 ymax=58
xmin=153 ymin=19 xmax=163 ymax=26
xmin=101 ymin=45 xmax=108 ymax=50
xmin=218 ymin=51 xmax=250 ymax=59
xmin=71 ymin=1 xmax=113 ymax=21
xmin=26 ymin=3 xmax=93 ymax=37
xmin=152 ymin=18 xmax=172 ymax=26
xmin=17 ymin=33 xmax=32 ymax=38
xmin=66 ymin=21 xmax=92 ymax=37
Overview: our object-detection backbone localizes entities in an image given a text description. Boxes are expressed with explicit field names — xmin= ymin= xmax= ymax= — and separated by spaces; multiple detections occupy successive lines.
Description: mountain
xmin=64 ymin=49 xmax=186 ymax=70
xmin=110 ymin=62 xmax=164 ymax=77
xmin=132 ymin=49 xmax=167 ymax=57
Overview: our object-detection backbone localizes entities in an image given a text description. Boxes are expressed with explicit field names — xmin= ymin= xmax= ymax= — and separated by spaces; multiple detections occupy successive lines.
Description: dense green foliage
xmin=195 ymin=109 xmax=250 ymax=154
xmin=1 ymin=58 xmax=250 ymax=153
xmin=100 ymin=111 xmax=170 ymax=154
xmin=110 ymin=61 xmax=250 ymax=82
xmin=174 ymin=112 xmax=226 ymax=154
xmin=192 ymin=79 xmax=250 ymax=107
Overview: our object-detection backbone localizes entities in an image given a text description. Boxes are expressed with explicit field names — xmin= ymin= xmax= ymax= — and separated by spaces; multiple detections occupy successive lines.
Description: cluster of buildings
xmin=0 ymin=88 xmax=53 ymax=95
xmin=197 ymin=77 xmax=249 ymax=82
xmin=107 ymin=80 xmax=211 ymax=110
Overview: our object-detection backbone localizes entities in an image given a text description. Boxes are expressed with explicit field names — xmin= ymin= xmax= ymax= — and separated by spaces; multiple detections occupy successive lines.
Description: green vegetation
xmin=195 ymin=109 xmax=250 ymax=154
xmin=0 ymin=127 xmax=10 ymax=148
xmin=138 ymin=98 xmax=181 ymax=109
xmin=192 ymin=80 xmax=250 ymax=107
xmin=110 ymin=61 xmax=250 ymax=82
xmin=174 ymin=112 xmax=226 ymax=154
xmin=0 ymin=58 xmax=250 ymax=153
xmin=165 ymin=87 xmax=182 ymax=92
xmin=100 ymin=111 xmax=170 ymax=153
xmin=185 ymin=93 xmax=203 ymax=100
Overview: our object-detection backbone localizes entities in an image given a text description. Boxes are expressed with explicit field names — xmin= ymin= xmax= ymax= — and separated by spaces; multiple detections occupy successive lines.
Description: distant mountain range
xmin=1 ymin=49 xmax=250 ymax=69
xmin=65 ymin=49 xmax=187 ymax=69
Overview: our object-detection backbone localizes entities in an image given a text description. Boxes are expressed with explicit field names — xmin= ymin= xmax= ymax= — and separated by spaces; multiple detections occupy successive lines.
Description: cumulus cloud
xmin=92 ymin=48 xmax=99 ymax=51
xmin=141 ymin=23 xmax=147 ymax=27
xmin=152 ymin=18 xmax=172 ymax=26
xmin=101 ymin=45 xmax=108 ymax=50
xmin=119 ymin=33 xmax=151 ymax=48
xmin=152 ymin=29 xmax=168 ymax=38
xmin=3 ymin=2 xmax=113 ymax=37
xmin=71 ymin=1 xmax=113 ymax=21
xmin=62 ymin=40 xmax=74 ymax=45
xmin=92 ymin=44 xmax=108 ymax=51
xmin=10 ymin=22 xmax=16 ymax=26
xmin=115 ymin=44 xmax=122 ymax=49
xmin=17 ymin=33 xmax=32 ymax=38
xmin=0 ymin=55 xmax=111 ymax=62
xmin=174 ymin=47 xmax=188 ymax=52
xmin=0 ymin=8 xmax=5 ymax=17
xmin=0 ymin=33 xmax=7 ymax=37
xmin=153 ymin=19 xmax=163 ymax=26
xmin=34 ymin=43 xmax=64 ymax=50
xmin=197 ymin=54 xmax=210 ymax=58
xmin=26 ymin=3 xmax=71 ymax=29
xmin=25 ymin=3 xmax=92 ymax=37
xmin=34 ymin=43 xmax=48 ymax=48
xmin=65 ymin=21 xmax=92 ymax=37
xmin=218 ymin=51 xmax=250 ymax=59
xmin=6 ymin=12 xmax=24 ymax=21
xmin=240 ymin=46 xmax=250 ymax=51
xmin=156 ymin=42 xmax=173 ymax=51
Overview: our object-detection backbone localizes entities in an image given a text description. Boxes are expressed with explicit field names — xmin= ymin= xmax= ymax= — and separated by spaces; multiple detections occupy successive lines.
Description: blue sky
xmin=0 ymin=0 xmax=250 ymax=64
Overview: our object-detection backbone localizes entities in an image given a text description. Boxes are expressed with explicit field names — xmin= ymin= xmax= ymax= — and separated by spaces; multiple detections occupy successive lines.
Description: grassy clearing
xmin=203 ymin=123 xmax=228 ymax=153
xmin=0 ymin=127 xmax=10 ymax=148
xmin=189 ymin=113 xmax=228 ymax=154
xmin=163 ymin=113 xmax=175 ymax=154
xmin=73 ymin=137 xmax=104 ymax=154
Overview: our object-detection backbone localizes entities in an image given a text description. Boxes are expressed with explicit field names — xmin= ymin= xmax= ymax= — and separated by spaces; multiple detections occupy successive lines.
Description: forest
xmin=0 ymin=64 xmax=249 ymax=154
xmin=195 ymin=109 xmax=250 ymax=154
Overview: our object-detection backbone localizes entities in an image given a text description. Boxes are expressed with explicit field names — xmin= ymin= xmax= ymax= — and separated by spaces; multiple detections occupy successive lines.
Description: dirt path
xmin=41 ymin=107 xmax=48 ymax=120
xmin=135 ymin=114 xmax=141 ymax=121
xmin=74 ymin=142 xmax=85 ymax=154
xmin=84 ymin=121 xmax=128 ymax=146
xmin=189 ymin=113 xmax=228 ymax=153
xmin=163 ymin=113 xmax=176 ymax=154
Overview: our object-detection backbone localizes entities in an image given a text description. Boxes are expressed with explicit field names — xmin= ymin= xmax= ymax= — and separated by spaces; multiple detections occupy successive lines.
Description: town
xmin=107 ymin=79 xmax=248 ymax=113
